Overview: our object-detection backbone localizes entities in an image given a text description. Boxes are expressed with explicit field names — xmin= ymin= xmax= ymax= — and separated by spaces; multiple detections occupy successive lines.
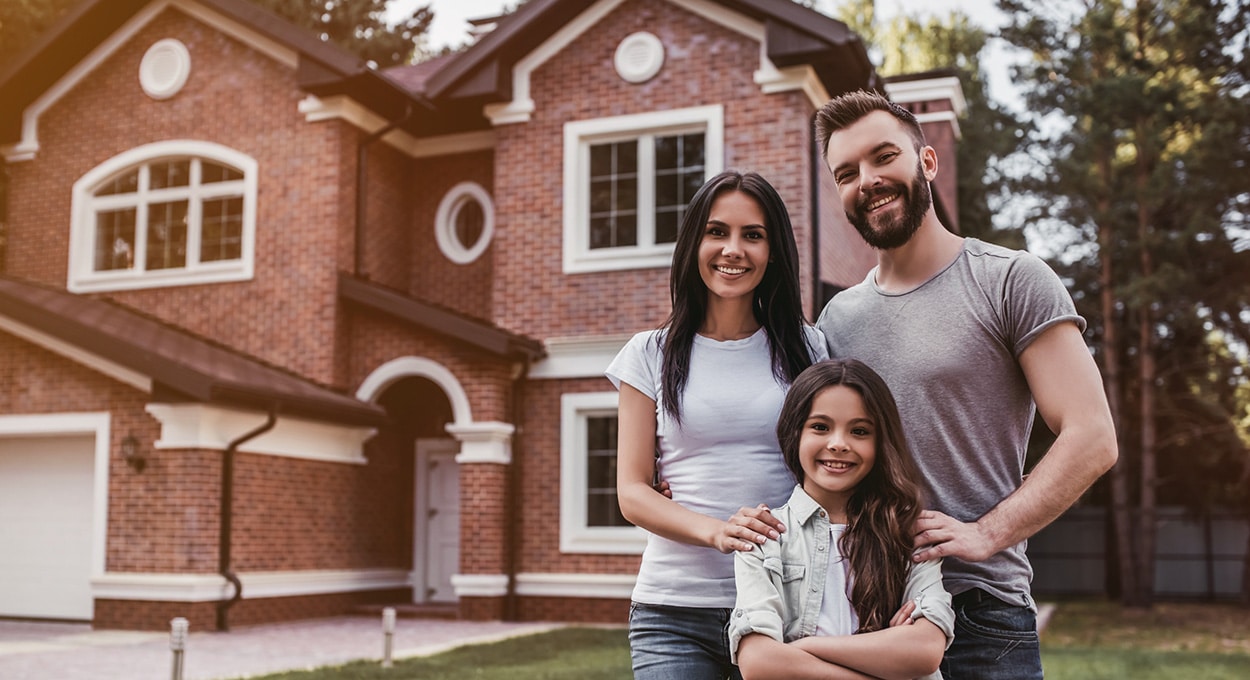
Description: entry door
xmin=415 ymin=439 xmax=460 ymax=603
xmin=0 ymin=435 xmax=96 ymax=620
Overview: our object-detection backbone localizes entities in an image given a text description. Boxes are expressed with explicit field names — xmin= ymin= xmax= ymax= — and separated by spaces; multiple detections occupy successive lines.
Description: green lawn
xmin=248 ymin=601 xmax=1250 ymax=680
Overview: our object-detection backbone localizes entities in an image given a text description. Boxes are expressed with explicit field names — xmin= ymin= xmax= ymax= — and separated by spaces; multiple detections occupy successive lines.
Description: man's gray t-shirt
xmin=816 ymin=238 xmax=1083 ymax=609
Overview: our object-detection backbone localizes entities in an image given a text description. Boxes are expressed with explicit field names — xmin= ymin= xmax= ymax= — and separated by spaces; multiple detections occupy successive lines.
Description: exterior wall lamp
xmin=121 ymin=434 xmax=146 ymax=472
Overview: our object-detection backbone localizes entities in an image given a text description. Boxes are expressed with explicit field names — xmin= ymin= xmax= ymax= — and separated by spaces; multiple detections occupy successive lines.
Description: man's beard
xmin=846 ymin=162 xmax=931 ymax=250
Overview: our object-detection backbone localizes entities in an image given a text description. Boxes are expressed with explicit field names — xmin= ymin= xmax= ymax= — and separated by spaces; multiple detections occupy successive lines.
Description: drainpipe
xmin=355 ymin=103 xmax=414 ymax=279
xmin=504 ymin=359 xmax=531 ymax=620
xmin=217 ymin=409 xmax=277 ymax=631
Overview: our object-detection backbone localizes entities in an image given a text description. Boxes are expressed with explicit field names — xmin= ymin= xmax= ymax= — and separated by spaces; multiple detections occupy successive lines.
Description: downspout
xmin=809 ymin=111 xmax=822 ymax=315
xmin=355 ymin=103 xmax=414 ymax=278
xmin=217 ymin=409 xmax=277 ymax=631
xmin=504 ymin=359 xmax=531 ymax=620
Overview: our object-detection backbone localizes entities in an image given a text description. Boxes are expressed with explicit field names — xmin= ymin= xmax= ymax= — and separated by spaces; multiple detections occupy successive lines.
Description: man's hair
xmin=814 ymin=90 xmax=926 ymax=159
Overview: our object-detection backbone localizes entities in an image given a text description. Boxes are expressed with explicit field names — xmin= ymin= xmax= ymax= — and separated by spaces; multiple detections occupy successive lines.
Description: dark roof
xmin=0 ymin=0 xmax=431 ymax=145
xmin=338 ymin=274 xmax=545 ymax=362
xmin=0 ymin=275 xmax=386 ymax=427
xmin=422 ymin=0 xmax=880 ymax=102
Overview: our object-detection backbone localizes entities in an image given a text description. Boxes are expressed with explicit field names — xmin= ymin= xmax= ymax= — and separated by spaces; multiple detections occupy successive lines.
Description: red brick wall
xmin=407 ymin=150 xmax=495 ymax=319
xmin=491 ymin=0 xmax=821 ymax=340
xmin=3 ymin=7 xmax=353 ymax=385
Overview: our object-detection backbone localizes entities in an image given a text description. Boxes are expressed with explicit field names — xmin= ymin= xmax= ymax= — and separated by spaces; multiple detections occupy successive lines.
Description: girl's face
xmin=798 ymin=385 xmax=877 ymax=520
xmin=697 ymin=190 xmax=770 ymax=302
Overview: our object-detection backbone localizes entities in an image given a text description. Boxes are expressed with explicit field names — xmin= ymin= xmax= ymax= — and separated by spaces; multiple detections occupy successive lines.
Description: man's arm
xmin=913 ymin=321 xmax=1118 ymax=562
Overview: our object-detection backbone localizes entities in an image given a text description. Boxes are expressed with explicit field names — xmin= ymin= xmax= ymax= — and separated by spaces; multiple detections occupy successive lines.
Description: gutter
xmin=216 ymin=409 xmax=278 ymax=631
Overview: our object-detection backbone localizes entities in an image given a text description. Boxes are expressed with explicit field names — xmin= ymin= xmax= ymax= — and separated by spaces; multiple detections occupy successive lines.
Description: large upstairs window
xmin=70 ymin=141 xmax=257 ymax=292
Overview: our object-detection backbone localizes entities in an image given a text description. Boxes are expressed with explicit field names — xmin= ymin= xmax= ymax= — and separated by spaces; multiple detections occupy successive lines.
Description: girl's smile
xmin=799 ymin=384 xmax=877 ymax=519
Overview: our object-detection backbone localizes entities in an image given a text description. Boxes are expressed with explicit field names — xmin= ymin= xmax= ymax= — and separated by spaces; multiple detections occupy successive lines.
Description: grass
xmin=1040 ymin=600 xmax=1250 ymax=680
xmin=247 ymin=601 xmax=1250 ymax=680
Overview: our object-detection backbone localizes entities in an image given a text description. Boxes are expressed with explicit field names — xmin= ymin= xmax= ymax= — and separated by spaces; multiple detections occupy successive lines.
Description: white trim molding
xmin=450 ymin=573 xmax=509 ymax=598
xmin=0 ymin=413 xmax=112 ymax=582
xmin=145 ymin=404 xmax=375 ymax=464
xmin=562 ymin=105 xmax=724 ymax=274
xmin=90 ymin=568 xmax=410 ymax=602
xmin=514 ymin=573 xmax=636 ymax=599
xmin=299 ymin=95 xmax=498 ymax=159
xmin=357 ymin=356 xmax=473 ymax=425
xmin=559 ymin=392 xmax=647 ymax=554
xmin=435 ymin=181 xmax=495 ymax=265
xmin=445 ymin=421 xmax=515 ymax=465
xmin=885 ymin=76 xmax=967 ymax=139
xmin=528 ymin=334 xmax=631 ymax=379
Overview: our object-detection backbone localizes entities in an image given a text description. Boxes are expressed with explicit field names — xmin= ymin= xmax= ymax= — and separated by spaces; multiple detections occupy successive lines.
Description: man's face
xmin=824 ymin=110 xmax=935 ymax=250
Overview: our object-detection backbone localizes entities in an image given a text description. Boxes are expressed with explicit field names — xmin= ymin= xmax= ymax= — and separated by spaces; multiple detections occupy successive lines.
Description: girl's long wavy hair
xmin=659 ymin=170 xmax=812 ymax=423
xmin=775 ymin=359 xmax=926 ymax=633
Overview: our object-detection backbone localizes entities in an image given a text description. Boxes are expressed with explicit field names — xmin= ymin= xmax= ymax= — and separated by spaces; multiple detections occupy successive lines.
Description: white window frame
xmin=434 ymin=181 xmax=494 ymax=265
xmin=562 ymin=105 xmax=723 ymax=274
xmin=559 ymin=391 xmax=646 ymax=554
xmin=68 ymin=140 xmax=258 ymax=293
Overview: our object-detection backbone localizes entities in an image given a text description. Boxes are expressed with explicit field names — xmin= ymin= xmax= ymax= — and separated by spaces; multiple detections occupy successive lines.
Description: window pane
xmin=655 ymin=210 xmax=679 ymax=245
xmin=146 ymin=200 xmax=188 ymax=270
xmin=201 ymin=197 xmax=243 ymax=262
xmin=655 ymin=135 xmax=678 ymax=170
xmin=586 ymin=416 xmax=631 ymax=528
xmin=682 ymin=169 xmax=704 ymax=205
xmin=96 ymin=169 xmax=139 ymax=197
xmin=587 ymin=141 xmax=640 ymax=250
xmin=149 ymin=160 xmax=190 ymax=189
xmin=94 ymin=208 xmax=136 ymax=271
xmin=682 ymin=134 xmax=706 ymax=169
xmin=201 ymin=161 xmax=243 ymax=184
xmin=453 ymin=198 xmax=485 ymax=249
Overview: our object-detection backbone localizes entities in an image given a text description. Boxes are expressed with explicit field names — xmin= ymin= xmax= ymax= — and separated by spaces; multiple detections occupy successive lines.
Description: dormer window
xmin=69 ymin=141 xmax=257 ymax=292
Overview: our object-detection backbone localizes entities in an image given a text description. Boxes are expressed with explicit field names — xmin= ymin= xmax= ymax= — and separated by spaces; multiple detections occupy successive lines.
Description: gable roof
xmin=0 ymin=0 xmax=431 ymax=146
xmin=417 ymin=0 xmax=880 ymax=103
xmin=0 ymin=275 xmax=387 ymax=427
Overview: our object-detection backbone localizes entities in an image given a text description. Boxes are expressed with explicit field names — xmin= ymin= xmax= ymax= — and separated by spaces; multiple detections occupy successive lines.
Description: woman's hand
xmin=716 ymin=503 xmax=786 ymax=553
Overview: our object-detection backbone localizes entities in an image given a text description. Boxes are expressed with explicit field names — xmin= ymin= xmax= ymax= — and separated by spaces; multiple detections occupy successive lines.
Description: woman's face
xmin=697 ymin=190 xmax=770 ymax=302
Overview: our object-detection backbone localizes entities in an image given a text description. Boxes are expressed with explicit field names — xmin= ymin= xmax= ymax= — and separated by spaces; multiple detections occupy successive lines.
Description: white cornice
xmin=514 ymin=572 xmax=636 ymax=599
xmin=145 ymin=403 xmax=375 ymax=464
xmin=445 ymin=421 xmax=515 ymax=465
xmin=450 ymin=573 xmax=509 ymax=597
xmin=529 ymin=334 xmax=632 ymax=379
xmin=885 ymin=76 xmax=967 ymax=115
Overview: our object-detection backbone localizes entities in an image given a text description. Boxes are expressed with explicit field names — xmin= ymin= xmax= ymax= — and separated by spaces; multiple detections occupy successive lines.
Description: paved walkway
xmin=0 ymin=616 xmax=567 ymax=680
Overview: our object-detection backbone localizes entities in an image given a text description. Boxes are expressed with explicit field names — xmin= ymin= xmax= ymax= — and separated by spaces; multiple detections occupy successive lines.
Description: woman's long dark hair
xmin=659 ymin=170 xmax=812 ymax=423
xmin=775 ymin=359 xmax=925 ymax=634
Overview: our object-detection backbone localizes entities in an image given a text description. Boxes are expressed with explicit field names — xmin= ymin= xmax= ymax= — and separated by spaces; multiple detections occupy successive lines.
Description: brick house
xmin=0 ymin=0 xmax=963 ymax=630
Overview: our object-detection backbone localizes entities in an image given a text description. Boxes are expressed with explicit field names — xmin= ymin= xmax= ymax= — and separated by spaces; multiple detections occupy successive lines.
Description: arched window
xmin=69 ymin=141 xmax=257 ymax=292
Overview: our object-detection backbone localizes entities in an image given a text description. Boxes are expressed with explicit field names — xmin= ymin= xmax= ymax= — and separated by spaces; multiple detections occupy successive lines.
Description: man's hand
xmin=912 ymin=509 xmax=998 ymax=563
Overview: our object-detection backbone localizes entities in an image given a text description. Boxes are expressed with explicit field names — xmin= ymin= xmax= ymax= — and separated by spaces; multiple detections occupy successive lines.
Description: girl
xmin=730 ymin=359 xmax=954 ymax=680
xmin=607 ymin=170 xmax=826 ymax=679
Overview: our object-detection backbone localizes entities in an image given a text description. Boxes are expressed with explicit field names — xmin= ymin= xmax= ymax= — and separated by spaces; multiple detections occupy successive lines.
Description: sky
xmin=388 ymin=0 xmax=1019 ymax=108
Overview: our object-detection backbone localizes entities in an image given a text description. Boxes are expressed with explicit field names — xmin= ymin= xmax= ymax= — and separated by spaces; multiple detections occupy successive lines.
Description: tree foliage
xmin=251 ymin=0 xmax=433 ymax=67
xmin=0 ymin=0 xmax=79 ymax=69
xmin=998 ymin=0 xmax=1250 ymax=605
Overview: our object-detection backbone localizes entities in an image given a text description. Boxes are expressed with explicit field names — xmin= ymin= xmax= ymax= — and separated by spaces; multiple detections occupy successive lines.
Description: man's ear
xmin=921 ymin=145 xmax=939 ymax=181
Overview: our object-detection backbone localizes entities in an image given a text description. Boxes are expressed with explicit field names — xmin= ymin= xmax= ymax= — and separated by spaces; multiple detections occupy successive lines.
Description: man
xmin=813 ymin=90 xmax=1117 ymax=678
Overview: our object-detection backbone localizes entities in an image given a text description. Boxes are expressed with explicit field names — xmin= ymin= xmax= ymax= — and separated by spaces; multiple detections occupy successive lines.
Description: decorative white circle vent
xmin=614 ymin=32 xmax=664 ymax=84
xmin=139 ymin=39 xmax=191 ymax=100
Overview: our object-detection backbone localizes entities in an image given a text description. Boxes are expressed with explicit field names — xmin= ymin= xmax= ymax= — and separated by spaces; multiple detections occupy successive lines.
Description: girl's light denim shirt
xmin=729 ymin=486 xmax=955 ymax=676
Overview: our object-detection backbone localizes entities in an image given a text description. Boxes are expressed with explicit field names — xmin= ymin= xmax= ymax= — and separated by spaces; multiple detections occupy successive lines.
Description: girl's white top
xmin=606 ymin=326 xmax=827 ymax=607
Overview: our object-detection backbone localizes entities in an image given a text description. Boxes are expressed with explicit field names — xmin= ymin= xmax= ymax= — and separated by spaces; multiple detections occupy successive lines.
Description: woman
xmin=607 ymin=170 xmax=826 ymax=679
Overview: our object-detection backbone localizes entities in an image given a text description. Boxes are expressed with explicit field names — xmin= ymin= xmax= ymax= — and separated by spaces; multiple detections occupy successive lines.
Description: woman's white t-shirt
xmin=606 ymin=326 xmax=827 ymax=607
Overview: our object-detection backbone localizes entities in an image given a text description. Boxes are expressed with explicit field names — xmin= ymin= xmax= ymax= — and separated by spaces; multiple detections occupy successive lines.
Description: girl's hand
xmin=888 ymin=599 xmax=917 ymax=628
xmin=719 ymin=503 xmax=786 ymax=552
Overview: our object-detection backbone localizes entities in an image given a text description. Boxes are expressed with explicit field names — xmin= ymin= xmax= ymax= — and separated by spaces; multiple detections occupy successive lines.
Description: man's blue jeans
xmin=941 ymin=589 xmax=1042 ymax=680
xmin=629 ymin=602 xmax=743 ymax=680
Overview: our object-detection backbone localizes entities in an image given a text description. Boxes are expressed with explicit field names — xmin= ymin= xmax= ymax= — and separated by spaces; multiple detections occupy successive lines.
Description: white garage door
xmin=0 ymin=435 xmax=96 ymax=620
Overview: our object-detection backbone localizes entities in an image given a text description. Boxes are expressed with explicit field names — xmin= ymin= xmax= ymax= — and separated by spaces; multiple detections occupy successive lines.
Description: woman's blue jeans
xmin=941 ymin=589 xmax=1042 ymax=680
xmin=629 ymin=602 xmax=743 ymax=680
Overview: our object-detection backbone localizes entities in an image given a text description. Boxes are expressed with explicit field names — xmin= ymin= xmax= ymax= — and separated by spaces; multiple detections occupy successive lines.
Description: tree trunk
xmin=1134 ymin=103 xmax=1158 ymax=608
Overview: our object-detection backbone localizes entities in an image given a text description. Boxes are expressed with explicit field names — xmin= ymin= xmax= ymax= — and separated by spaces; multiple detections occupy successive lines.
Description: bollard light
xmin=170 ymin=617 xmax=189 ymax=680
xmin=381 ymin=607 xmax=396 ymax=669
